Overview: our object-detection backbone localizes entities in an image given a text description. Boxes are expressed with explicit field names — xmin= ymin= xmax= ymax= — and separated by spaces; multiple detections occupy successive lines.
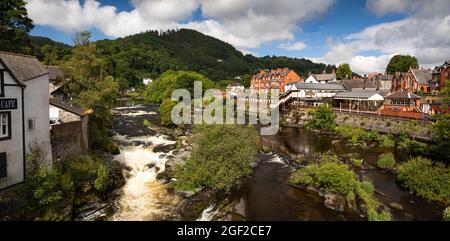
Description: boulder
xmin=324 ymin=193 xmax=346 ymax=212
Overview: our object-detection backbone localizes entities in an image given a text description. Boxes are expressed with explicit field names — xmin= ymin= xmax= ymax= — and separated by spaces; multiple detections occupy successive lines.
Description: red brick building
xmin=431 ymin=60 xmax=450 ymax=93
xmin=391 ymin=68 xmax=432 ymax=93
xmin=251 ymin=68 xmax=303 ymax=93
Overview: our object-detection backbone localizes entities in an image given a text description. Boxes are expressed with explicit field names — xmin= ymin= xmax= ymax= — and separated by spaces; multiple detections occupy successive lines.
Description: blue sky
xmin=26 ymin=0 xmax=450 ymax=73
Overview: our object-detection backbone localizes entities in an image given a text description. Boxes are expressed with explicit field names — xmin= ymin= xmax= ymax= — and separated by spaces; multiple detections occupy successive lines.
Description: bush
xmin=290 ymin=162 xmax=357 ymax=194
xmin=172 ymin=125 xmax=259 ymax=192
xmin=377 ymin=153 xmax=396 ymax=169
xmin=290 ymin=162 xmax=392 ymax=221
xmin=307 ymin=105 xmax=336 ymax=131
xmin=159 ymin=98 xmax=178 ymax=126
xmin=380 ymin=134 xmax=395 ymax=149
xmin=397 ymin=157 xmax=450 ymax=204
xmin=396 ymin=135 xmax=427 ymax=155
xmin=444 ymin=207 xmax=450 ymax=221
xmin=350 ymin=158 xmax=363 ymax=167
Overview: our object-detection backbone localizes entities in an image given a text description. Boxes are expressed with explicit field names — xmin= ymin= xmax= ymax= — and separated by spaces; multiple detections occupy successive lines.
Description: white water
xmin=267 ymin=155 xmax=287 ymax=167
xmin=197 ymin=204 xmax=220 ymax=221
xmin=111 ymin=126 xmax=181 ymax=220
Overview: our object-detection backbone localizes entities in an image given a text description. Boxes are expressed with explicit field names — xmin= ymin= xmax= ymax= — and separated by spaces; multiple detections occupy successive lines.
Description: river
xmin=110 ymin=102 xmax=443 ymax=221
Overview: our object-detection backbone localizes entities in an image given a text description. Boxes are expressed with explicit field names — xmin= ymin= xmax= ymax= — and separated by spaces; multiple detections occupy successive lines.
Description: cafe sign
xmin=0 ymin=99 xmax=18 ymax=110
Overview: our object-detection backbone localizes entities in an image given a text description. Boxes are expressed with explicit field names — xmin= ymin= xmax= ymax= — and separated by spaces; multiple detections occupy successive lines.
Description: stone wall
xmin=282 ymin=109 xmax=433 ymax=140
xmin=51 ymin=120 xmax=88 ymax=160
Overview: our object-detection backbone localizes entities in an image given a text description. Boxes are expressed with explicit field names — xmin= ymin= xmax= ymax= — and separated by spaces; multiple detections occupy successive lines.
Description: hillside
xmin=31 ymin=29 xmax=335 ymax=86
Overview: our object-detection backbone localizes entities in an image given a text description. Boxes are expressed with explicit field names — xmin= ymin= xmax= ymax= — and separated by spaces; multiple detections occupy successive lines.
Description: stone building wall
xmin=50 ymin=120 xmax=88 ymax=160
xmin=282 ymin=109 xmax=433 ymax=140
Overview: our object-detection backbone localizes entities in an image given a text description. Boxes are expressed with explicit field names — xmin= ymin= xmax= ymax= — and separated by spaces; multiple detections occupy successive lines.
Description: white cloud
xmin=278 ymin=41 xmax=307 ymax=51
xmin=25 ymin=0 xmax=335 ymax=50
xmin=316 ymin=0 xmax=450 ymax=74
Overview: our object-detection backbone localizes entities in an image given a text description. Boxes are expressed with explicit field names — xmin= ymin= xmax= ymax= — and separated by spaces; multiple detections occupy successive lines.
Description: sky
xmin=26 ymin=0 xmax=450 ymax=74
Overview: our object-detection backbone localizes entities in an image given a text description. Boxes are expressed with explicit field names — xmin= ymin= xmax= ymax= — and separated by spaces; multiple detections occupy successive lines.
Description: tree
xmin=336 ymin=63 xmax=352 ymax=80
xmin=172 ymin=125 xmax=259 ymax=192
xmin=143 ymin=70 xmax=215 ymax=104
xmin=432 ymin=113 xmax=450 ymax=160
xmin=307 ymin=105 xmax=336 ymax=131
xmin=62 ymin=32 xmax=119 ymax=152
xmin=73 ymin=31 xmax=92 ymax=46
xmin=386 ymin=55 xmax=419 ymax=74
xmin=0 ymin=0 xmax=34 ymax=54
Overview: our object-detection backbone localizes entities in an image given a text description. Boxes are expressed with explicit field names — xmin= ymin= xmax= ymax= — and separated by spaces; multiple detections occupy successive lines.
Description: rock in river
xmin=324 ymin=193 xmax=346 ymax=212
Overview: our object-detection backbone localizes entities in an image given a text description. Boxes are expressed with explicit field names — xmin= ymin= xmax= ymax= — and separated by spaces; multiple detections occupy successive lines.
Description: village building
xmin=49 ymin=98 xmax=92 ymax=161
xmin=402 ymin=68 xmax=433 ymax=93
xmin=391 ymin=72 xmax=407 ymax=92
xmin=251 ymin=68 xmax=303 ymax=93
xmin=431 ymin=60 xmax=450 ymax=93
xmin=373 ymin=74 xmax=393 ymax=92
xmin=226 ymin=82 xmax=245 ymax=97
xmin=341 ymin=79 xmax=377 ymax=92
xmin=305 ymin=69 xmax=336 ymax=84
xmin=380 ymin=92 xmax=423 ymax=119
xmin=332 ymin=91 xmax=384 ymax=112
xmin=278 ymin=83 xmax=346 ymax=109
xmin=0 ymin=52 xmax=52 ymax=190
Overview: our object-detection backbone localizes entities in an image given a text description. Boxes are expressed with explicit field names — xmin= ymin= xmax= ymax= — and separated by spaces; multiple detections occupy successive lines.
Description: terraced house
xmin=251 ymin=68 xmax=303 ymax=93
xmin=0 ymin=52 xmax=52 ymax=190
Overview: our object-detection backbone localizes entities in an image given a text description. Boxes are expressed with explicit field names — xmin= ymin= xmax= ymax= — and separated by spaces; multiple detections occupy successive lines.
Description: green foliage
xmin=396 ymin=134 xmax=427 ymax=155
xmin=444 ymin=207 xmax=450 ymax=221
xmin=432 ymin=113 xmax=450 ymax=159
xmin=144 ymin=70 xmax=215 ymax=104
xmin=336 ymin=63 xmax=352 ymax=80
xmin=335 ymin=125 xmax=382 ymax=147
xmin=397 ymin=157 xmax=450 ymax=204
xmin=30 ymin=36 xmax=72 ymax=64
xmin=61 ymin=32 xmax=119 ymax=152
xmin=380 ymin=134 xmax=395 ymax=149
xmin=172 ymin=125 xmax=259 ymax=192
xmin=0 ymin=0 xmax=34 ymax=54
xmin=290 ymin=162 xmax=357 ymax=194
xmin=377 ymin=153 xmax=396 ymax=169
xmin=290 ymin=161 xmax=392 ymax=221
xmin=159 ymin=99 xmax=178 ymax=126
xmin=307 ymin=105 xmax=336 ymax=131
xmin=350 ymin=158 xmax=363 ymax=167
xmin=386 ymin=55 xmax=419 ymax=74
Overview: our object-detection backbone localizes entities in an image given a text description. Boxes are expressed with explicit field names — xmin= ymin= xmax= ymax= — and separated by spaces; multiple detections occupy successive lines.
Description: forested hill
xmin=31 ymin=29 xmax=335 ymax=86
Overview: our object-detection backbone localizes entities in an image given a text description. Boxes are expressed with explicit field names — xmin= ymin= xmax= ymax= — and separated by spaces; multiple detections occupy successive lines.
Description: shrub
xmin=291 ymin=162 xmax=357 ymax=194
xmin=350 ymin=158 xmax=363 ymax=167
xmin=380 ymin=134 xmax=395 ymax=149
xmin=306 ymin=105 xmax=336 ymax=131
xmin=159 ymin=98 xmax=178 ymax=126
xmin=397 ymin=135 xmax=427 ymax=155
xmin=397 ymin=157 xmax=450 ymax=204
xmin=315 ymin=152 xmax=340 ymax=163
xmin=444 ymin=207 xmax=450 ymax=221
xmin=377 ymin=153 xmax=396 ymax=169
xmin=172 ymin=125 xmax=259 ymax=192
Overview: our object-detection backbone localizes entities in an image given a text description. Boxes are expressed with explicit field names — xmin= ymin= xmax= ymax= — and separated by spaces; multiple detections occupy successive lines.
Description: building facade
xmin=0 ymin=52 xmax=52 ymax=190
xmin=431 ymin=60 xmax=450 ymax=93
xmin=251 ymin=68 xmax=303 ymax=93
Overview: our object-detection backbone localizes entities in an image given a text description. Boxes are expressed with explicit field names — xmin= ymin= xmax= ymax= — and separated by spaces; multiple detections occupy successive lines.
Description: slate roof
xmin=49 ymin=98 xmax=92 ymax=116
xmin=386 ymin=92 xmax=421 ymax=100
xmin=0 ymin=51 xmax=48 ymax=85
xmin=333 ymin=91 xmax=382 ymax=100
xmin=313 ymin=73 xmax=336 ymax=81
xmin=45 ymin=65 xmax=64 ymax=82
xmin=342 ymin=79 xmax=377 ymax=90
xmin=411 ymin=69 xmax=432 ymax=84
xmin=294 ymin=83 xmax=346 ymax=91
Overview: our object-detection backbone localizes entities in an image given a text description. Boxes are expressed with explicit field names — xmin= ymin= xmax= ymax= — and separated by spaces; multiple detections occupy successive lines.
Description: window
xmin=28 ymin=118 xmax=36 ymax=131
xmin=0 ymin=152 xmax=6 ymax=178
xmin=0 ymin=112 xmax=10 ymax=140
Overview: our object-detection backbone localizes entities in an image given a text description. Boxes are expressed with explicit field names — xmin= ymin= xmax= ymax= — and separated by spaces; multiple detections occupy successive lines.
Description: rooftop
xmin=333 ymin=90 xmax=383 ymax=100
xmin=411 ymin=69 xmax=432 ymax=84
xmin=386 ymin=92 xmax=422 ymax=100
xmin=294 ymin=83 xmax=346 ymax=91
xmin=342 ymin=79 xmax=377 ymax=90
xmin=49 ymin=98 xmax=93 ymax=116
xmin=0 ymin=51 xmax=48 ymax=84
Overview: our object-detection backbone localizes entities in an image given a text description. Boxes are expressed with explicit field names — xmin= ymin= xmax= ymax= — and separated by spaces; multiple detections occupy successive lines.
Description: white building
xmin=0 ymin=52 xmax=52 ymax=190
xmin=305 ymin=73 xmax=337 ymax=84
xmin=143 ymin=78 xmax=153 ymax=86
